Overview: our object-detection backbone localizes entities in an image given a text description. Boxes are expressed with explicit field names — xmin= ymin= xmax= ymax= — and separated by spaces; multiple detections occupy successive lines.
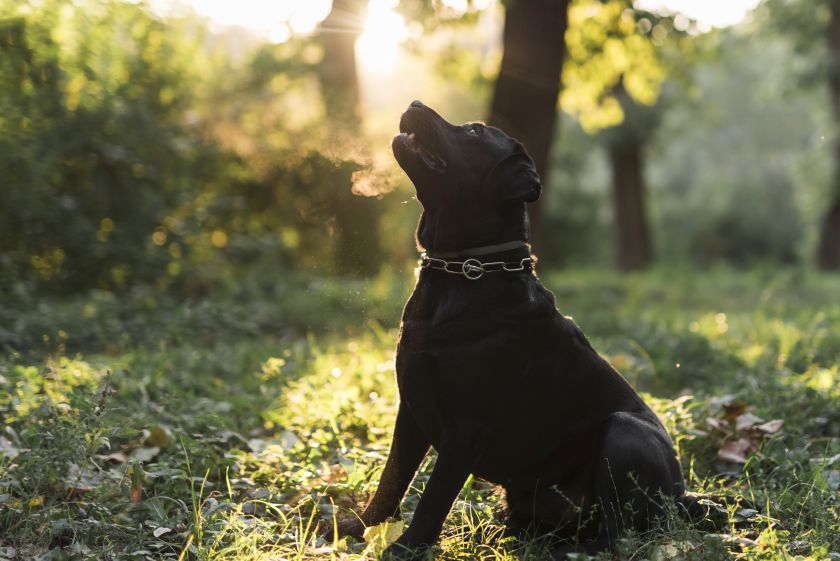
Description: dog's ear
xmin=485 ymin=145 xmax=541 ymax=203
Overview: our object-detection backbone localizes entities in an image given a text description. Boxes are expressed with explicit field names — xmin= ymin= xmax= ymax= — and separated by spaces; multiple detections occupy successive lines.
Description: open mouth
xmin=396 ymin=119 xmax=447 ymax=173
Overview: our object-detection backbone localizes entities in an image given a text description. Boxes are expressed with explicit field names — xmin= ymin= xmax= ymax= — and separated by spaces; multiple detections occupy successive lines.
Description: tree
xmin=562 ymin=3 xmax=694 ymax=270
xmin=820 ymin=0 xmax=840 ymax=269
xmin=599 ymin=83 xmax=660 ymax=269
xmin=317 ymin=0 xmax=382 ymax=275
xmin=487 ymin=0 xmax=570 ymax=253
xmin=762 ymin=0 xmax=840 ymax=269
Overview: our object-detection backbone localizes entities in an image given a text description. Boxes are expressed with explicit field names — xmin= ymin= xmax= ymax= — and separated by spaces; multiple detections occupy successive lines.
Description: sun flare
xmin=356 ymin=0 xmax=409 ymax=72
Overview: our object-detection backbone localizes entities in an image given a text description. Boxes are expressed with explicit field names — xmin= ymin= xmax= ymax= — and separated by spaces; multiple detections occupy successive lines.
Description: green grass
xmin=1 ymin=268 xmax=839 ymax=560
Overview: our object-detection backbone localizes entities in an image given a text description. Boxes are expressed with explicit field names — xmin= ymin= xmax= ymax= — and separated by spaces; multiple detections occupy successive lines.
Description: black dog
xmin=329 ymin=101 xmax=698 ymax=560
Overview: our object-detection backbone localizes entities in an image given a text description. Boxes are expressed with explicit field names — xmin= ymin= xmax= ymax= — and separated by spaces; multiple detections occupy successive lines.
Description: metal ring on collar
xmin=461 ymin=258 xmax=485 ymax=280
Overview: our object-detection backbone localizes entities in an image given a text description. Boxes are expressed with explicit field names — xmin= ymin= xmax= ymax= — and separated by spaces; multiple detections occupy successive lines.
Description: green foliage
xmin=545 ymin=22 xmax=829 ymax=267
xmin=0 ymin=1 xmax=253 ymax=292
xmin=1 ymin=269 xmax=839 ymax=559
xmin=649 ymin=27 xmax=819 ymax=265
xmin=759 ymin=0 xmax=832 ymax=87
xmin=0 ymin=1 xmax=404 ymax=296
xmin=562 ymin=0 xmax=679 ymax=132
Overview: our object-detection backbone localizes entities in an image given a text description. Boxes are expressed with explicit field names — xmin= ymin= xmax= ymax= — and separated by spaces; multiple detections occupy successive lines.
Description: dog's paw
xmin=319 ymin=516 xmax=366 ymax=540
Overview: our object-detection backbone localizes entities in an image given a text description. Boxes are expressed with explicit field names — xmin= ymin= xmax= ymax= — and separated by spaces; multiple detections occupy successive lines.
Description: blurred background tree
xmin=487 ymin=0 xmax=569 ymax=252
xmin=762 ymin=0 xmax=840 ymax=269
xmin=0 ymin=0 xmax=834 ymax=299
xmin=318 ymin=0 xmax=382 ymax=274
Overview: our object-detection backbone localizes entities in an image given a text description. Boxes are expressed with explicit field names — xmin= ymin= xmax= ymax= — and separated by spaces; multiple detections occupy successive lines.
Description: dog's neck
xmin=415 ymin=203 xmax=531 ymax=256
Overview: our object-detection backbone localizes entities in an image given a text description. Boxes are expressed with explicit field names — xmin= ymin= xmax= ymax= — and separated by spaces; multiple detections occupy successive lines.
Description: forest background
xmin=1 ymin=1 xmax=839 ymax=560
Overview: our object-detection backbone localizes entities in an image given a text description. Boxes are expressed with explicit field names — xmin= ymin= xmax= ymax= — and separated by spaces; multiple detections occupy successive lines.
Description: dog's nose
xmin=410 ymin=100 xmax=425 ymax=108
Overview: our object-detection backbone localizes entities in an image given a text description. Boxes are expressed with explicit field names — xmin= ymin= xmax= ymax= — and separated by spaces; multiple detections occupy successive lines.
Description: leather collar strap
xmin=425 ymin=240 xmax=528 ymax=259
xmin=419 ymin=254 xmax=533 ymax=280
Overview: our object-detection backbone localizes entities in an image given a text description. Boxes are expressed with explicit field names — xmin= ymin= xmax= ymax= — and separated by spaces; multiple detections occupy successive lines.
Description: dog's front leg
xmin=329 ymin=403 xmax=430 ymax=538
xmin=382 ymin=443 xmax=473 ymax=560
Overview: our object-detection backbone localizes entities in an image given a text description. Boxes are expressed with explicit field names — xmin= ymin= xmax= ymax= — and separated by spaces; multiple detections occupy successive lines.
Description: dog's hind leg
xmin=328 ymin=403 xmax=430 ymax=539
xmin=552 ymin=412 xmax=684 ymax=559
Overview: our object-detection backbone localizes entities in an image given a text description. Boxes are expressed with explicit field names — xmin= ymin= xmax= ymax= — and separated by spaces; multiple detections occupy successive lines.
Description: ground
xmin=1 ymin=268 xmax=839 ymax=560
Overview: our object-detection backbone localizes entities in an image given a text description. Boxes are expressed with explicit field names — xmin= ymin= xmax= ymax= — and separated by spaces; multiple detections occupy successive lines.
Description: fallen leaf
xmin=718 ymin=438 xmax=754 ymax=464
xmin=65 ymin=486 xmax=92 ymax=497
xmin=722 ymin=399 xmax=749 ymax=421
xmin=130 ymin=446 xmax=160 ymax=463
xmin=0 ymin=436 xmax=19 ymax=459
xmin=153 ymin=527 xmax=172 ymax=538
xmin=753 ymin=420 xmax=783 ymax=434
xmin=735 ymin=413 xmax=764 ymax=432
xmin=706 ymin=417 xmax=730 ymax=434
xmin=97 ymin=451 xmax=128 ymax=464
xmin=363 ymin=520 xmax=405 ymax=546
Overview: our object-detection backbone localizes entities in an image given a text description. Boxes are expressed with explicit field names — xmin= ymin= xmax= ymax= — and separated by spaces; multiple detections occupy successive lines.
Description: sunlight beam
xmin=356 ymin=0 xmax=409 ymax=72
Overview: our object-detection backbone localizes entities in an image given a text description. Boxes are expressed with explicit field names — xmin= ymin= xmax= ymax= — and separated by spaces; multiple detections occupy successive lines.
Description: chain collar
xmin=419 ymin=253 xmax=534 ymax=280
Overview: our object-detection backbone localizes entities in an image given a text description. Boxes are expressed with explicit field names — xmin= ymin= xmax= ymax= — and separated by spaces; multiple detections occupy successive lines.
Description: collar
xmin=419 ymin=241 xmax=534 ymax=280
xmin=425 ymin=240 xmax=528 ymax=259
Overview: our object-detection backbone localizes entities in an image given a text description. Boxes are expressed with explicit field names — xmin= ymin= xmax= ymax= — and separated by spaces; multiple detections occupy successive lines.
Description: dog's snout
xmin=410 ymin=100 xmax=425 ymax=109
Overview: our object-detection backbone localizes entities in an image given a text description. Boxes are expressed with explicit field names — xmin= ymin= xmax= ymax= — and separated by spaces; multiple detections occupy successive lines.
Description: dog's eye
xmin=466 ymin=127 xmax=479 ymax=136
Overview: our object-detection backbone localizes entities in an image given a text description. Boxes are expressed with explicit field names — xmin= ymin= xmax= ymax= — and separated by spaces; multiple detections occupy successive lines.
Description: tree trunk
xmin=609 ymin=141 xmax=652 ymax=271
xmin=318 ymin=0 xmax=381 ymax=275
xmin=817 ymin=0 xmax=840 ymax=270
xmin=487 ymin=0 xmax=570 ymax=255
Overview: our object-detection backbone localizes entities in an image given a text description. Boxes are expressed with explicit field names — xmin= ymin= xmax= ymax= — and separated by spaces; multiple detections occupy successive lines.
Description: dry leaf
xmin=754 ymin=420 xmax=783 ymax=434
xmin=735 ymin=413 xmax=765 ymax=431
xmin=0 ymin=436 xmax=19 ymax=459
xmin=722 ymin=399 xmax=749 ymax=421
xmin=129 ymin=463 xmax=143 ymax=503
xmin=153 ymin=527 xmax=172 ymax=538
xmin=65 ymin=486 xmax=93 ymax=497
xmin=706 ymin=417 xmax=730 ymax=434
xmin=718 ymin=438 xmax=754 ymax=464
xmin=130 ymin=447 xmax=160 ymax=463
xmin=97 ymin=451 xmax=128 ymax=464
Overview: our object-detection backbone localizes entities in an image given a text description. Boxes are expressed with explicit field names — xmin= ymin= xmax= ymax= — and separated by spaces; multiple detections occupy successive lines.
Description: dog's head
xmin=392 ymin=100 xmax=541 ymax=252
